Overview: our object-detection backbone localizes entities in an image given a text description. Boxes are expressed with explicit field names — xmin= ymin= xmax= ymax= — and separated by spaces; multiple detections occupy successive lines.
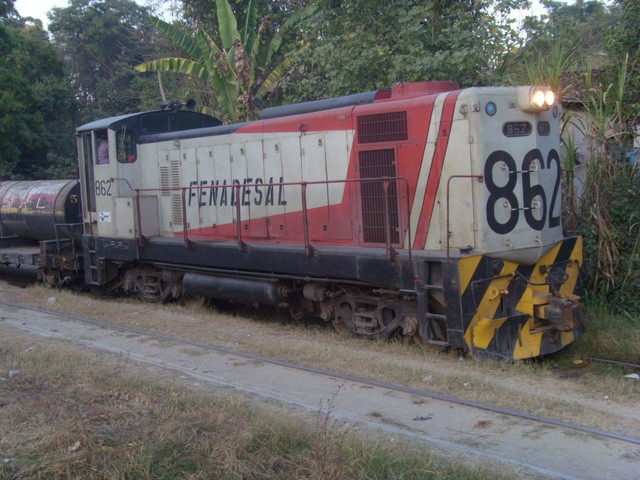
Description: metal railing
xmin=53 ymin=222 xmax=84 ymax=257
xmin=445 ymin=174 xmax=483 ymax=266
xmin=128 ymin=177 xmax=414 ymax=266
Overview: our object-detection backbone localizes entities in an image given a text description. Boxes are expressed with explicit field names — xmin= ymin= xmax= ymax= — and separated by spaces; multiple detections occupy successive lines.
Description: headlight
xmin=517 ymin=86 xmax=555 ymax=112
xmin=544 ymin=90 xmax=555 ymax=106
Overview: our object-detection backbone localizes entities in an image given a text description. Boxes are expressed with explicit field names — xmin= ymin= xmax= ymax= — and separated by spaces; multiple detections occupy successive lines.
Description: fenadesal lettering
xmin=187 ymin=177 xmax=287 ymax=207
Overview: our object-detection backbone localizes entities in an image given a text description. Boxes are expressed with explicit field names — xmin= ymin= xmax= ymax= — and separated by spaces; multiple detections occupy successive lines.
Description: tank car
xmin=67 ymin=82 xmax=583 ymax=360
xmin=0 ymin=179 xmax=83 ymax=283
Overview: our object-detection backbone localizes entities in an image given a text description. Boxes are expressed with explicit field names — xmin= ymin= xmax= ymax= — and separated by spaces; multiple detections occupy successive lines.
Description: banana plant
xmin=136 ymin=0 xmax=316 ymax=123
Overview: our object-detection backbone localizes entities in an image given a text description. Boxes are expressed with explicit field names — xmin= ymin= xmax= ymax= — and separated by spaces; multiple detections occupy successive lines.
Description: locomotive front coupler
xmin=534 ymin=296 xmax=583 ymax=332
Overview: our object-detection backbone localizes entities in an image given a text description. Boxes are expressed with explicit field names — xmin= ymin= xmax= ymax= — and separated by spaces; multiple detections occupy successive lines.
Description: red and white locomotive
xmin=2 ymin=81 xmax=584 ymax=360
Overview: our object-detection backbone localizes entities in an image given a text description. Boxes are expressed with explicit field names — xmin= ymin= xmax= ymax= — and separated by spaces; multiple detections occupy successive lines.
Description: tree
xmin=0 ymin=0 xmax=16 ymax=18
xmin=606 ymin=0 xmax=640 ymax=124
xmin=507 ymin=0 xmax=616 ymax=92
xmin=48 ymin=0 xmax=159 ymax=124
xmin=135 ymin=0 xmax=317 ymax=122
xmin=180 ymin=0 xmax=310 ymax=34
xmin=0 ymin=8 xmax=77 ymax=179
xmin=282 ymin=0 xmax=527 ymax=102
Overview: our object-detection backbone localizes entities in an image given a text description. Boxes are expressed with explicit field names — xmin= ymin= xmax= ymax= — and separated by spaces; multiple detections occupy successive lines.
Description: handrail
xmin=445 ymin=174 xmax=483 ymax=269
xmin=53 ymin=222 xmax=83 ymax=261
xmin=131 ymin=177 xmax=415 ymax=276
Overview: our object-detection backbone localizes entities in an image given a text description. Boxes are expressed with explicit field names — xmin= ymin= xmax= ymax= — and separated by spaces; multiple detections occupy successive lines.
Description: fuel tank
xmin=0 ymin=180 xmax=82 ymax=240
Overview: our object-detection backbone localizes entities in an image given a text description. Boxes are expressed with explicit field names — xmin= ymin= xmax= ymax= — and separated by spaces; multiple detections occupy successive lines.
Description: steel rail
xmin=1 ymin=298 xmax=639 ymax=447
xmin=586 ymin=357 xmax=640 ymax=370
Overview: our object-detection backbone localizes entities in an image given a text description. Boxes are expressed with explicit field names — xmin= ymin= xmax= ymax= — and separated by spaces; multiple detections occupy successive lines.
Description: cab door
xmin=78 ymin=129 xmax=117 ymax=237
xmin=78 ymin=132 xmax=97 ymax=233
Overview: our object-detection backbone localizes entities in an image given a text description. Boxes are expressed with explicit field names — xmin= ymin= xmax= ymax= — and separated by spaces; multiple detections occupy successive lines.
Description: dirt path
xmin=1 ymin=298 xmax=639 ymax=480
xmin=1 ymin=281 xmax=638 ymax=433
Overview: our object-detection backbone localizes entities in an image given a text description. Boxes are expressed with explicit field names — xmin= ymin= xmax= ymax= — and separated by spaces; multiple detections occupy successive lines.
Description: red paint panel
xmin=412 ymin=92 xmax=460 ymax=249
xmin=185 ymin=205 xmax=355 ymax=245
xmin=181 ymin=93 xmax=447 ymax=249
xmin=236 ymin=107 xmax=355 ymax=134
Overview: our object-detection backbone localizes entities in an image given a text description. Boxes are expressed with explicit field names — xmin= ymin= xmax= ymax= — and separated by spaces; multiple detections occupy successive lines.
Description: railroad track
xmin=6 ymin=274 xmax=639 ymax=374
xmin=586 ymin=357 xmax=640 ymax=371
xmin=2 ymin=298 xmax=640 ymax=480
xmin=1 ymin=298 xmax=638 ymax=447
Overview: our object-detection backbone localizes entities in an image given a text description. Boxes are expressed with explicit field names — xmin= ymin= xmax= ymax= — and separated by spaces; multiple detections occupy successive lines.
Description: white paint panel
xmin=245 ymin=140 xmax=267 ymax=236
xmin=156 ymin=149 xmax=181 ymax=235
xmin=464 ymin=87 xmax=564 ymax=262
xmin=301 ymin=133 xmax=329 ymax=239
xmin=213 ymin=143 xmax=233 ymax=227
xmin=196 ymin=146 xmax=218 ymax=228
xmin=263 ymin=137 xmax=284 ymax=237
xmin=229 ymin=141 xmax=249 ymax=224
xmin=114 ymin=196 xmax=159 ymax=238
xmin=150 ymin=129 xmax=356 ymax=238
xmin=300 ymin=133 xmax=328 ymax=206
xmin=424 ymin=116 xmax=475 ymax=251
xmin=405 ymin=92 xmax=448 ymax=247
xmin=280 ymin=135 xmax=303 ymax=236
xmin=182 ymin=147 xmax=199 ymax=231
xmin=325 ymin=130 xmax=353 ymax=240
xmin=279 ymin=135 xmax=302 ymax=212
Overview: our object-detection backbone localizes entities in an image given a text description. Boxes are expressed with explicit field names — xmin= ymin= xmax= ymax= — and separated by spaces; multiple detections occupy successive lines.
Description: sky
xmin=14 ymin=0 xmax=150 ymax=28
xmin=14 ymin=0 xmax=69 ymax=27
xmin=14 ymin=0 xmax=571 ymax=30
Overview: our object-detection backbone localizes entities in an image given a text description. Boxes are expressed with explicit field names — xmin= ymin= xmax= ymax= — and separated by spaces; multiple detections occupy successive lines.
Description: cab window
xmin=117 ymin=128 xmax=137 ymax=163
xmin=96 ymin=130 xmax=110 ymax=165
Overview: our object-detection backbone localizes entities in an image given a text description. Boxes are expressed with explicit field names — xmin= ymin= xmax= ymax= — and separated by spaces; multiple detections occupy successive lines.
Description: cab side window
xmin=117 ymin=129 xmax=137 ymax=163
xmin=96 ymin=130 xmax=110 ymax=165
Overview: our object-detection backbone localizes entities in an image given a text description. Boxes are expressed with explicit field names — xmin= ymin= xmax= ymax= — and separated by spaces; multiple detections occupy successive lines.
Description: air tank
xmin=0 ymin=180 xmax=82 ymax=240
xmin=182 ymin=273 xmax=290 ymax=306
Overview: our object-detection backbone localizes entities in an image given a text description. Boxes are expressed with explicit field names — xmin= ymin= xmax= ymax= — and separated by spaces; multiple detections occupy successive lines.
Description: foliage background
xmin=1 ymin=0 xmax=639 ymax=315
xmin=0 ymin=9 xmax=76 ymax=178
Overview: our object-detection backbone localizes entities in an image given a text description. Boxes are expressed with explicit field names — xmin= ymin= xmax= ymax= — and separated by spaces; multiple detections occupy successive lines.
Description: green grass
xmin=0 ymin=335 xmax=514 ymax=480
xmin=566 ymin=300 xmax=640 ymax=363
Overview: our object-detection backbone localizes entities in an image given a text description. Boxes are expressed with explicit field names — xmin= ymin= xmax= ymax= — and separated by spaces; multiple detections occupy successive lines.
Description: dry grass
xmin=1 ymin=281 xmax=639 ymax=437
xmin=0 ymin=334 xmax=515 ymax=480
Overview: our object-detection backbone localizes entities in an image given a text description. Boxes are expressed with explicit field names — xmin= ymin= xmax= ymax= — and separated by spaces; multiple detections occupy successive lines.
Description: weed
xmin=566 ymin=307 xmax=640 ymax=362
xmin=0 ymin=333 xmax=524 ymax=480
xmin=570 ymin=57 xmax=640 ymax=315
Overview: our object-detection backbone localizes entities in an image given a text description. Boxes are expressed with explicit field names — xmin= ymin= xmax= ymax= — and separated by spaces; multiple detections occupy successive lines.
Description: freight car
xmin=0 ymin=179 xmax=83 ymax=283
xmin=0 ymin=82 xmax=584 ymax=359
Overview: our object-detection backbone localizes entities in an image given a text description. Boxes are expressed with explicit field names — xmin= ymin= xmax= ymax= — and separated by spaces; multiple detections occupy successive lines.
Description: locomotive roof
xmin=76 ymin=112 xmax=143 ymax=133
xmin=77 ymin=82 xmax=461 ymax=135
xmin=77 ymin=90 xmax=385 ymax=132
xmin=76 ymin=110 xmax=223 ymax=135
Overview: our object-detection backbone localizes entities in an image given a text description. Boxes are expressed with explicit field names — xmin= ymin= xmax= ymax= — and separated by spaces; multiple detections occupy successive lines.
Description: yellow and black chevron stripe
xmin=456 ymin=236 xmax=583 ymax=360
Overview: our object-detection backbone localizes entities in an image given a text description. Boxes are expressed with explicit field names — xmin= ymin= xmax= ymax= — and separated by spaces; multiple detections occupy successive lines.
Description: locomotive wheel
xmin=124 ymin=268 xmax=180 ymax=303
xmin=332 ymin=295 xmax=403 ymax=339
xmin=184 ymin=295 xmax=213 ymax=308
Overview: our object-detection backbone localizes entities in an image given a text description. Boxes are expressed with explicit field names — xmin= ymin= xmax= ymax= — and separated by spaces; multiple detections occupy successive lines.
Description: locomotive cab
xmin=77 ymin=108 xmax=222 ymax=240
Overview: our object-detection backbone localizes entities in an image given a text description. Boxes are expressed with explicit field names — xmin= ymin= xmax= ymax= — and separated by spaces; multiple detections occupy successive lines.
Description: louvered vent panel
xmin=359 ymin=149 xmax=399 ymax=244
xmin=170 ymin=160 xmax=181 ymax=188
xmin=171 ymin=194 xmax=183 ymax=226
xmin=160 ymin=166 xmax=170 ymax=196
xmin=357 ymin=111 xmax=408 ymax=144
xmin=169 ymin=160 xmax=183 ymax=225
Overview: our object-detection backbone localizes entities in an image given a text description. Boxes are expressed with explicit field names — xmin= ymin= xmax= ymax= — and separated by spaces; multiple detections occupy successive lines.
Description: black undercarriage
xmin=83 ymin=235 xmax=462 ymax=346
